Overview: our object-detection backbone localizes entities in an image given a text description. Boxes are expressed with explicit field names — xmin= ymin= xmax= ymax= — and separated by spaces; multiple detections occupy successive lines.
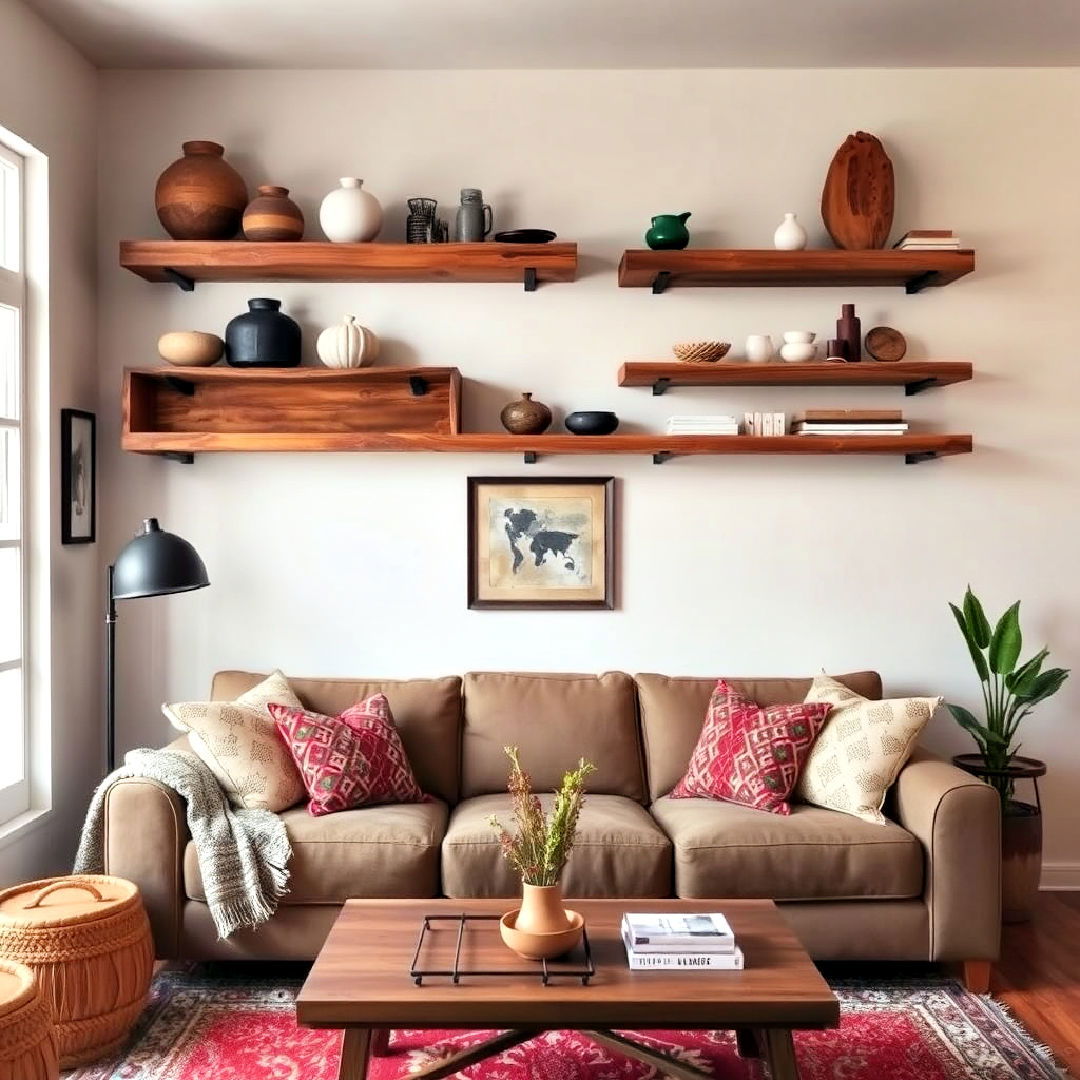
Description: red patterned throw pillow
xmin=670 ymin=680 xmax=830 ymax=815
xmin=268 ymin=694 xmax=426 ymax=817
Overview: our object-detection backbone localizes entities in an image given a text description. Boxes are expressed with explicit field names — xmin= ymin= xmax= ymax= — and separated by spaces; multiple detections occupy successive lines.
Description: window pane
xmin=0 ymin=153 xmax=18 ymax=273
xmin=0 ymin=666 xmax=23 ymax=789
xmin=0 ymin=304 xmax=17 ymax=420
xmin=0 ymin=546 xmax=19 ymax=663
xmin=0 ymin=429 xmax=18 ymax=542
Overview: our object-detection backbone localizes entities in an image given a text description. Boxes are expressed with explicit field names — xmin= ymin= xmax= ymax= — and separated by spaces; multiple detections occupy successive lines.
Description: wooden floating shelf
xmin=618 ymin=360 xmax=973 ymax=396
xmin=617 ymin=249 xmax=976 ymax=293
xmin=119 ymin=241 xmax=578 ymax=292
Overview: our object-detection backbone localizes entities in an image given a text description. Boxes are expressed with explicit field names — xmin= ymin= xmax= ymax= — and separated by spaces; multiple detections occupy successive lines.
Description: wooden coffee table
xmin=297 ymin=898 xmax=839 ymax=1080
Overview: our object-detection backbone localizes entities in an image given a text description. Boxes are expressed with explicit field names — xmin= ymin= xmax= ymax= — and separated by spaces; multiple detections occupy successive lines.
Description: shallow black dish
xmin=494 ymin=229 xmax=557 ymax=244
xmin=564 ymin=411 xmax=619 ymax=436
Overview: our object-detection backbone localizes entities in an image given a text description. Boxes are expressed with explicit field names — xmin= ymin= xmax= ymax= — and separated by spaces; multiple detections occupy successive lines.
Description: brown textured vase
xmin=243 ymin=185 xmax=305 ymax=242
xmin=821 ymin=131 xmax=894 ymax=250
xmin=500 ymin=392 xmax=552 ymax=435
xmin=155 ymin=140 xmax=248 ymax=241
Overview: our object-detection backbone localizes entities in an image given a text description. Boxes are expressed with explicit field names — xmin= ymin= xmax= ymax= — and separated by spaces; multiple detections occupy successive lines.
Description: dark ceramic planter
xmin=225 ymin=298 xmax=302 ymax=368
xmin=565 ymin=411 xmax=619 ymax=436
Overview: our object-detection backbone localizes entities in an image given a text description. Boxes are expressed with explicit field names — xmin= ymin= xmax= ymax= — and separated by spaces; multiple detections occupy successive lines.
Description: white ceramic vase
xmin=316 ymin=315 xmax=380 ymax=368
xmin=773 ymin=212 xmax=808 ymax=251
xmin=319 ymin=178 xmax=383 ymax=243
xmin=746 ymin=334 xmax=775 ymax=363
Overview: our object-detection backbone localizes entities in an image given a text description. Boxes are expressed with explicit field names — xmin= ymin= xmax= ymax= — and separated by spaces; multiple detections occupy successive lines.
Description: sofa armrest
xmin=103 ymin=776 xmax=188 ymax=959
xmin=894 ymin=747 xmax=1001 ymax=962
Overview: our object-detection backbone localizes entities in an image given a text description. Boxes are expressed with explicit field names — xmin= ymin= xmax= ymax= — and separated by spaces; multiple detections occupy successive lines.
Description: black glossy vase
xmin=225 ymin=298 xmax=301 ymax=368
xmin=565 ymin=410 xmax=619 ymax=436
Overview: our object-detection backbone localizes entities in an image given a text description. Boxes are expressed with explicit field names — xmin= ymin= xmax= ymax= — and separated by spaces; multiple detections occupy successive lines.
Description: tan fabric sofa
xmin=100 ymin=669 xmax=1001 ymax=973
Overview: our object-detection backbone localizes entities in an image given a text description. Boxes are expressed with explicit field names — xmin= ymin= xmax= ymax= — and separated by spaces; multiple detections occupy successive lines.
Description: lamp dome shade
xmin=111 ymin=518 xmax=210 ymax=600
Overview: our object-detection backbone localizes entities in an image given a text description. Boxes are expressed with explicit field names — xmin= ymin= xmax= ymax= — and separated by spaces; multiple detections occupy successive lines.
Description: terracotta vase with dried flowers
xmin=489 ymin=746 xmax=595 ymax=960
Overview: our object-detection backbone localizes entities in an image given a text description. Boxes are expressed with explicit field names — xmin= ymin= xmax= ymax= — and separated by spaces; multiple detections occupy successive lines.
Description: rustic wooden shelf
xmin=119 ymin=241 xmax=578 ymax=292
xmin=618 ymin=360 xmax=973 ymax=396
xmin=617 ymin=249 xmax=975 ymax=293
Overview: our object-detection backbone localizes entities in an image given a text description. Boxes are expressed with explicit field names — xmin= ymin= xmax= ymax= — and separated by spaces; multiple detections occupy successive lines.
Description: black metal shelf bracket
xmin=523 ymin=267 xmax=538 ymax=292
xmin=163 ymin=268 xmax=196 ymax=292
xmin=162 ymin=451 xmax=195 ymax=465
xmin=409 ymin=376 xmax=428 ymax=397
xmin=651 ymin=271 xmax=672 ymax=295
xmin=652 ymin=378 xmax=671 ymax=397
xmin=904 ymin=378 xmax=939 ymax=396
xmin=652 ymin=451 xmax=673 ymax=465
xmin=523 ymin=451 xmax=538 ymax=465
xmin=904 ymin=271 xmax=940 ymax=295
xmin=905 ymin=451 xmax=939 ymax=465
xmin=164 ymin=376 xmax=195 ymax=396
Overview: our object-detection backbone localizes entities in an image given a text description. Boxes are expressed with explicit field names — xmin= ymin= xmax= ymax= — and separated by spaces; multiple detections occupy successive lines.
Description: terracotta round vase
xmin=499 ymin=884 xmax=584 ymax=960
xmin=500 ymin=392 xmax=552 ymax=435
xmin=155 ymin=140 xmax=248 ymax=241
xmin=243 ymin=185 xmax=304 ymax=242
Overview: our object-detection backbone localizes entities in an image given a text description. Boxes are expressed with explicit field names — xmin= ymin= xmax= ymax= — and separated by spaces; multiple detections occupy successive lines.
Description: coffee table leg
xmin=370 ymin=1028 xmax=391 ymax=1056
xmin=758 ymin=1028 xmax=799 ymax=1080
xmin=339 ymin=1028 xmax=373 ymax=1080
xmin=735 ymin=1028 xmax=760 ymax=1058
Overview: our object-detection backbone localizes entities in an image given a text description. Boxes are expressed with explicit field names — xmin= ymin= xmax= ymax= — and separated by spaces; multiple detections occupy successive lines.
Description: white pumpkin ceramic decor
xmin=319 ymin=177 xmax=383 ymax=243
xmin=316 ymin=315 xmax=380 ymax=368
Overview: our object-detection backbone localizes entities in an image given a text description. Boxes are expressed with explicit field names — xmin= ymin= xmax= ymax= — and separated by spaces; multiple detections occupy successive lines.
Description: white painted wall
xmin=97 ymin=69 xmax=1080 ymax=883
xmin=0 ymin=0 xmax=98 ymax=885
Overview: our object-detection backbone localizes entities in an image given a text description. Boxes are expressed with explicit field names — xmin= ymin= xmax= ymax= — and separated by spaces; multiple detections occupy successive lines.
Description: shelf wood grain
xmin=119 ymin=240 xmax=577 ymax=288
xmin=618 ymin=360 xmax=972 ymax=395
xmin=617 ymin=249 xmax=975 ymax=292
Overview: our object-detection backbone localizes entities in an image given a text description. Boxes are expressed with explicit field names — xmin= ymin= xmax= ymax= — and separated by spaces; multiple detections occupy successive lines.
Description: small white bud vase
xmin=319 ymin=177 xmax=383 ymax=243
xmin=316 ymin=315 xmax=380 ymax=368
xmin=745 ymin=334 xmax=775 ymax=363
xmin=773 ymin=212 xmax=808 ymax=251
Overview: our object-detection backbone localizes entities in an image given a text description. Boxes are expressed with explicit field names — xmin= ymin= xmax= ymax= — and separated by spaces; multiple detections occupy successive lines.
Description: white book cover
xmin=753 ymin=411 xmax=763 ymax=437
xmin=623 ymin=937 xmax=746 ymax=970
xmin=774 ymin=412 xmax=787 ymax=435
xmin=744 ymin=411 xmax=755 ymax=436
xmin=622 ymin=912 xmax=734 ymax=945
xmin=762 ymin=412 xmax=774 ymax=437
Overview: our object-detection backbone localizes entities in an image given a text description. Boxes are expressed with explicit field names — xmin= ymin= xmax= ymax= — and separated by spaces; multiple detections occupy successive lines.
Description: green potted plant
xmin=947 ymin=586 xmax=1069 ymax=922
xmin=490 ymin=746 xmax=595 ymax=959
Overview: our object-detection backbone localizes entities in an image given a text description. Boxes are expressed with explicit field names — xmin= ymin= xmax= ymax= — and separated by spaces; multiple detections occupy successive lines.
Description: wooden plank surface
xmin=296 ymin=899 xmax=838 ymax=1030
xmin=617 ymin=361 xmax=973 ymax=390
xmin=617 ymin=249 xmax=975 ymax=289
xmin=119 ymin=241 xmax=577 ymax=285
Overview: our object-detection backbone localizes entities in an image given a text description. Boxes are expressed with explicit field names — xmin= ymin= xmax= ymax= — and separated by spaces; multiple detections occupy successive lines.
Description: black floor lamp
xmin=106 ymin=518 xmax=209 ymax=771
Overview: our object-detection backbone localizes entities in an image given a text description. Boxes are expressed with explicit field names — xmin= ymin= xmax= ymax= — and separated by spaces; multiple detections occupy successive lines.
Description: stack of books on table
xmin=792 ymin=409 xmax=908 ymax=437
xmin=666 ymin=415 xmax=740 ymax=435
xmin=892 ymin=230 xmax=961 ymax=251
xmin=621 ymin=912 xmax=745 ymax=970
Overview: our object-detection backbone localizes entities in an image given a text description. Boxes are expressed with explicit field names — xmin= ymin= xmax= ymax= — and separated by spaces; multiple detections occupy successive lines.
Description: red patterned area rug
xmin=65 ymin=966 xmax=1064 ymax=1080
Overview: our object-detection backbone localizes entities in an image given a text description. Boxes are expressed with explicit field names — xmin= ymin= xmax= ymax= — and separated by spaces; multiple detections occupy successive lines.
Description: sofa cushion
xmin=461 ymin=671 xmax=644 ymax=801
xmin=183 ymin=799 xmax=448 ymax=904
xmin=211 ymin=671 xmax=462 ymax=804
xmin=442 ymin=793 xmax=671 ymax=898
xmin=651 ymin=794 xmax=922 ymax=901
xmin=635 ymin=672 xmax=883 ymax=802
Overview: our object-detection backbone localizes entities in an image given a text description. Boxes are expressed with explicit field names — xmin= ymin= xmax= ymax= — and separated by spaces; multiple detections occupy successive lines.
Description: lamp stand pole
xmin=105 ymin=563 xmax=117 ymax=773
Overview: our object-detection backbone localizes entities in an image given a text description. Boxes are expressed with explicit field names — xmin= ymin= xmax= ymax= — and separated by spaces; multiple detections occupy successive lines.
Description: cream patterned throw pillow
xmin=796 ymin=673 xmax=941 ymax=825
xmin=163 ymin=670 xmax=306 ymax=812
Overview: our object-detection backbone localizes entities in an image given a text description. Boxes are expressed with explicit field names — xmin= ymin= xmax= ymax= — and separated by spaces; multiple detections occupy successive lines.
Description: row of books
xmin=744 ymin=411 xmax=787 ymax=436
xmin=792 ymin=408 xmax=907 ymax=437
xmin=893 ymin=229 xmax=961 ymax=251
xmin=621 ymin=912 xmax=745 ymax=970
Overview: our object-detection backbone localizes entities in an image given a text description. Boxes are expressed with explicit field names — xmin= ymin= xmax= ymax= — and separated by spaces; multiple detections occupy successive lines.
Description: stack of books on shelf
xmin=666 ymin=415 xmax=740 ymax=435
xmin=792 ymin=409 xmax=908 ymax=437
xmin=892 ymin=230 xmax=961 ymax=251
xmin=621 ymin=912 xmax=745 ymax=970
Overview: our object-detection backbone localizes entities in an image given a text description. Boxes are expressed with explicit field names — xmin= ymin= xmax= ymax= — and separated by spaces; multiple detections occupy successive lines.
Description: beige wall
xmin=0 ymin=0 xmax=99 ymax=884
xmin=96 ymin=69 xmax=1079 ymax=882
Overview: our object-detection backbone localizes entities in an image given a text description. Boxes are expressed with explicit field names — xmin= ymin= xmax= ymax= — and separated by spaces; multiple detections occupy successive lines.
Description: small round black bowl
xmin=564 ymin=411 xmax=619 ymax=436
xmin=494 ymin=229 xmax=557 ymax=244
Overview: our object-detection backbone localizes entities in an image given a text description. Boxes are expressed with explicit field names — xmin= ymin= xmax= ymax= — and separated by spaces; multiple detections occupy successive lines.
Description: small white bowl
xmin=780 ymin=342 xmax=817 ymax=363
xmin=783 ymin=331 xmax=816 ymax=345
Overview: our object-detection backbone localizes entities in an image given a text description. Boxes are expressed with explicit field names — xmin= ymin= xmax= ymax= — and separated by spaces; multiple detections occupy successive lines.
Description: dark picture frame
xmin=467 ymin=476 xmax=614 ymax=610
xmin=60 ymin=408 xmax=96 ymax=544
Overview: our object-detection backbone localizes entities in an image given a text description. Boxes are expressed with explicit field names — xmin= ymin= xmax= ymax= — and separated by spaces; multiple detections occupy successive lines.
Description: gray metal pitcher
xmin=456 ymin=188 xmax=493 ymax=242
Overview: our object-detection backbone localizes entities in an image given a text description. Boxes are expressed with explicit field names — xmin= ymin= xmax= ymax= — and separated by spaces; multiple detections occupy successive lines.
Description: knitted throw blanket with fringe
xmin=75 ymin=747 xmax=292 ymax=939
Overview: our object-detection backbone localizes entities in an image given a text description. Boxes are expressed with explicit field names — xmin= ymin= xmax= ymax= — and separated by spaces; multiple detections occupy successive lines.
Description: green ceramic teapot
xmin=645 ymin=212 xmax=691 ymax=251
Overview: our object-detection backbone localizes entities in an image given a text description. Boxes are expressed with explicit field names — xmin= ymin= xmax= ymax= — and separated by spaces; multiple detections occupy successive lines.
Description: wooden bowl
xmin=157 ymin=331 xmax=225 ymax=367
xmin=499 ymin=909 xmax=585 ymax=960
xmin=672 ymin=342 xmax=731 ymax=364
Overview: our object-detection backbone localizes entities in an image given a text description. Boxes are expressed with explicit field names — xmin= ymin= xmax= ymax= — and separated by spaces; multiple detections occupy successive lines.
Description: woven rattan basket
xmin=0 ymin=958 xmax=58 ymax=1080
xmin=672 ymin=341 xmax=731 ymax=363
xmin=0 ymin=876 xmax=153 ymax=1068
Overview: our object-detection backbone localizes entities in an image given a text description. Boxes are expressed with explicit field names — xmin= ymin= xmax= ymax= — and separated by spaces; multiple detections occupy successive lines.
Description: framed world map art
xmin=467 ymin=476 xmax=614 ymax=610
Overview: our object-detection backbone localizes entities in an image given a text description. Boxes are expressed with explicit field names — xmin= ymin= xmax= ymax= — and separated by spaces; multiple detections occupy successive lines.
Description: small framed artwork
xmin=60 ymin=408 xmax=96 ymax=544
xmin=467 ymin=476 xmax=614 ymax=610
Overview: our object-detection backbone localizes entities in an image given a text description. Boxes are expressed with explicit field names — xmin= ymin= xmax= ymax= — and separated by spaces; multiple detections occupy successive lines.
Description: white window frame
xmin=0 ymin=138 xmax=28 ymax=826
